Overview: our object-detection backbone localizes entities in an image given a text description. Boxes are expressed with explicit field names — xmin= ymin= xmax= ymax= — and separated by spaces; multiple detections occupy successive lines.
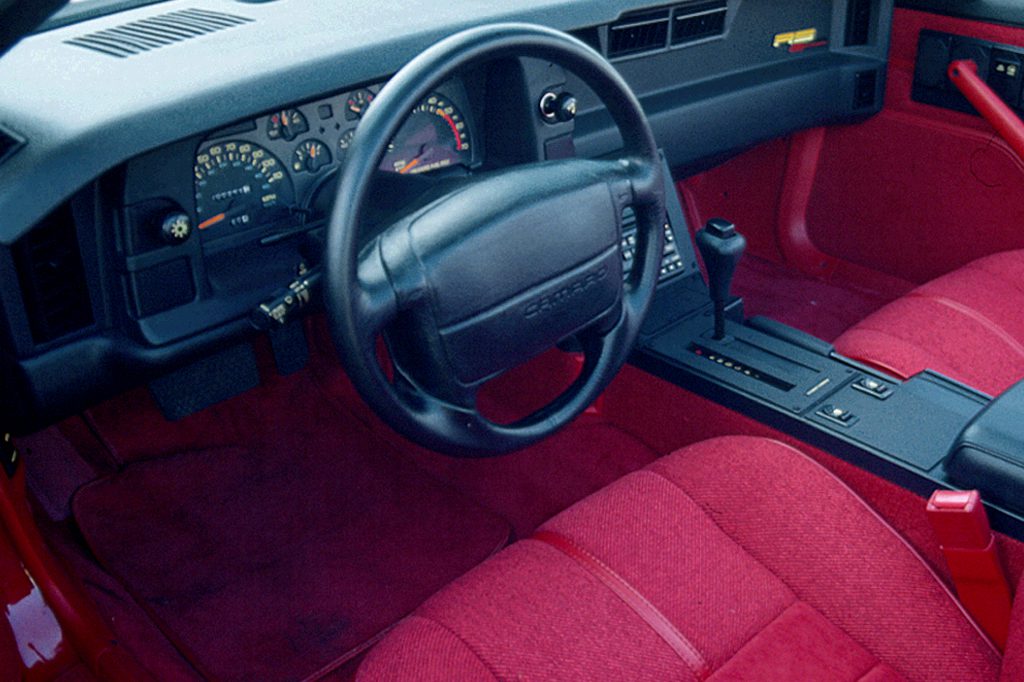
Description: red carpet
xmin=733 ymin=255 xmax=904 ymax=342
xmin=72 ymin=373 xmax=510 ymax=682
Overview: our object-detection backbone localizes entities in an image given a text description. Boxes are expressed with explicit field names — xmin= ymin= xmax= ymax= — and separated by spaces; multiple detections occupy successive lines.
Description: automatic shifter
xmin=695 ymin=218 xmax=746 ymax=340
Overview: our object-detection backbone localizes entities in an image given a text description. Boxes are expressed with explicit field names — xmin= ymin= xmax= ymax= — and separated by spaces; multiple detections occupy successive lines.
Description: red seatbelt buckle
xmin=927 ymin=489 xmax=1012 ymax=649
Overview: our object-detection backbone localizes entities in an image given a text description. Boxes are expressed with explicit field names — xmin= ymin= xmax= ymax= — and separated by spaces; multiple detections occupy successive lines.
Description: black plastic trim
xmin=896 ymin=0 xmax=1024 ymax=30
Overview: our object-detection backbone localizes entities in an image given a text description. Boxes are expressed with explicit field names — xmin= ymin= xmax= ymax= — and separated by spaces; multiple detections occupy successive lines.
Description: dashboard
xmin=117 ymin=68 xmax=502 ymax=346
xmin=0 ymin=0 xmax=894 ymax=432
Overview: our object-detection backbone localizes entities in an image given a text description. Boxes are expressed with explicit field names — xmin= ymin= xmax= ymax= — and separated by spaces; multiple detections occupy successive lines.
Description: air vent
xmin=14 ymin=204 xmax=94 ymax=344
xmin=853 ymin=69 xmax=878 ymax=109
xmin=845 ymin=0 xmax=873 ymax=46
xmin=64 ymin=8 xmax=253 ymax=58
xmin=0 ymin=126 xmax=23 ymax=166
xmin=671 ymin=1 xmax=727 ymax=46
xmin=608 ymin=9 xmax=670 ymax=59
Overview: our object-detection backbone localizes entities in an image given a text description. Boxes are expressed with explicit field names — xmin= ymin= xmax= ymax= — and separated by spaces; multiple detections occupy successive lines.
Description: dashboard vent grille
xmin=671 ymin=1 xmax=727 ymax=46
xmin=845 ymin=0 xmax=873 ymax=46
xmin=14 ymin=204 xmax=94 ymax=344
xmin=64 ymin=8 xmax=253 ymax=58
xmin=608 ymin=9 xmax=670 ymax=59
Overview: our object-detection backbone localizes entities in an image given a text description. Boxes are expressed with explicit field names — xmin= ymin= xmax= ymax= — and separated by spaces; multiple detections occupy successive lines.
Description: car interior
xmin=5 ymin=0 xmax=1024 ymax=679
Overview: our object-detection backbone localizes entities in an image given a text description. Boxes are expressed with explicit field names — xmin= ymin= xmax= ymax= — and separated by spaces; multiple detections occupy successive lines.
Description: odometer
xmin=194 ymin=141 xmax=294 ymax=236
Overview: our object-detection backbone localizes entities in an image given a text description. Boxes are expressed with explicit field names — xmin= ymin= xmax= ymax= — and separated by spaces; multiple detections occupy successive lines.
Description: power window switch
xmin=988 ymin=50 xmax=1023 ymax=108
xmin=818 ymin=404 xmax=858 ymax=427
xmin=852 ymin=376 xmax=894 ymax=400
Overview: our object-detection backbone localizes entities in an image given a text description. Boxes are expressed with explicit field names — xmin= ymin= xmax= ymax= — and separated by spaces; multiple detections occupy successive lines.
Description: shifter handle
xmin=696 ymin=218 xmax=746 ymax=340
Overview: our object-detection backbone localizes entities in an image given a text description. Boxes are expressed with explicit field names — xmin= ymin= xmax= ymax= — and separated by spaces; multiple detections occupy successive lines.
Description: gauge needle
xmin=198 ymin=213 xmax=226 ymax=230
xmin=398 ymin=158 xmax=421 ymax=174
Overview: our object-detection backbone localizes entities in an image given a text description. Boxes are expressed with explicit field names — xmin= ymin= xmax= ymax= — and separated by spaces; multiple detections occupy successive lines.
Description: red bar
xmin=927 ymin=489 xmax=1012 ymax=649
xmin=948 ymin=59 xmax=1024 ymax=162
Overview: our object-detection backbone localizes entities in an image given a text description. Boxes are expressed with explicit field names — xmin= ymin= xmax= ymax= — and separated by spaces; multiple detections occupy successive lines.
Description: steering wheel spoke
xmin=354 ymin=237 xmax=400 ymax=341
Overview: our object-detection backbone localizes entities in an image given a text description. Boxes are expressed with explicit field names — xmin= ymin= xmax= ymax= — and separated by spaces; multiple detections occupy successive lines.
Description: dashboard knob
xmin=539 ymin=91 xmax=577 ymax=123
xmin=161 ymin=212 xmax=192 ymax=244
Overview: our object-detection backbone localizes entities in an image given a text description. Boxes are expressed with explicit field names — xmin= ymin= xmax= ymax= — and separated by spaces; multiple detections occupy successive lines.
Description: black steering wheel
xmin=325 ymin=23 xmax=665 ymax=456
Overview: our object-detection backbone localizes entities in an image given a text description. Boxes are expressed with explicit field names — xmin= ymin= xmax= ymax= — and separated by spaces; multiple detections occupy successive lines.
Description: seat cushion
xmin=357 ymin=436 xmax=1000 ymax=681
xmin=834 ymin=250 xmax=1024 ymax=396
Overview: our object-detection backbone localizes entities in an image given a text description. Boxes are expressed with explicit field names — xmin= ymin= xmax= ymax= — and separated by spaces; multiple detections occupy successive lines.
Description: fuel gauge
xmin=292 ymin=140 xmax=331 ymax=173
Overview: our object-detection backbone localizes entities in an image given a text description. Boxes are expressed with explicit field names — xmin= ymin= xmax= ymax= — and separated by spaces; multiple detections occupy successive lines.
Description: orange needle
xmin=198 ymin=213 xmax=225 ymax=230
xmin=398 ymin=158 xmax=421 ymax=174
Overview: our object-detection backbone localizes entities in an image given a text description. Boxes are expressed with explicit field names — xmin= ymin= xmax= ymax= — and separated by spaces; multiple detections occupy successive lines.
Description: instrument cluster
xmin=192 ymin=80 xmax=479 ymax=244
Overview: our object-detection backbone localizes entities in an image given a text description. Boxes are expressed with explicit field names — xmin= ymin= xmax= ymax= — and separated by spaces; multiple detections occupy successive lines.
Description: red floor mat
xmin=72 ymin=377 xmax=510 ymax=682
xmin=733 ymin=255 xmax=905 ymax=342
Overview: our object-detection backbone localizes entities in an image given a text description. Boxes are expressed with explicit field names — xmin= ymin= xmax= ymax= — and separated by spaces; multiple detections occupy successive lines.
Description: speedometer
xmin=194 ymin=141 xmax=294 ymax=236
xmin=381 ymin=93 xmax=472 ymax=175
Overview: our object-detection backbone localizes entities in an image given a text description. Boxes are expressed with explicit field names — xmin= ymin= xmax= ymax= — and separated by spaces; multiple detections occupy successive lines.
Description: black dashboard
xmin=0 ymin=0 xmax=895 ymax=432
xmin=118 ymin=75 xmax=486 ymax=348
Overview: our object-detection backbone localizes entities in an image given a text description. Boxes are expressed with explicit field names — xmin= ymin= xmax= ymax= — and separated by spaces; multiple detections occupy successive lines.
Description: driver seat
xmin=357 ymin=436 xmax=1006 ymax=680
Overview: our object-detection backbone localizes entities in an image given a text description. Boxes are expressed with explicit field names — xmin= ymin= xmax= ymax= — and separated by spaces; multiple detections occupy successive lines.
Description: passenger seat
xmin=834 ymin=250 xmax=1024 ymax=396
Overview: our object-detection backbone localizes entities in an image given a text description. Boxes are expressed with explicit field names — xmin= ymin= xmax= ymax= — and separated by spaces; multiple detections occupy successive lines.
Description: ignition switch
xmin=539 ymin=90 xmax=578 ymax=123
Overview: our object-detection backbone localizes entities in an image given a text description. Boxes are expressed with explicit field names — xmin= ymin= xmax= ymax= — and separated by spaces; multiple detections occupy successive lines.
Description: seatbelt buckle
xmin=927 ymin=489 xmax=1012 ymax=649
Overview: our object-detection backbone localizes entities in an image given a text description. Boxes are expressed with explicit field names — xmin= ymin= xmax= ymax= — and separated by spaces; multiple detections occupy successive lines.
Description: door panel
xmin=681 ymin=8 xmax=1024 ymax=286
xmin=805 ymin=8 xmax=1024 ymax=283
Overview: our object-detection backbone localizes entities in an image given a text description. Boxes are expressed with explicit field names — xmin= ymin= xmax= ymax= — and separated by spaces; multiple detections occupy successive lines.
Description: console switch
xmin=817 ymin=404 xmax=858 ymax=427
xmin=852 ymin=376 xmax=894 ymax=400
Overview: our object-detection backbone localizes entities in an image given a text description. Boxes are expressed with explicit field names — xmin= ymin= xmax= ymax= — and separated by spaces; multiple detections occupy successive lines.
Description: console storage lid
xmin=948 ymin=378 xmax=1024 ymax=512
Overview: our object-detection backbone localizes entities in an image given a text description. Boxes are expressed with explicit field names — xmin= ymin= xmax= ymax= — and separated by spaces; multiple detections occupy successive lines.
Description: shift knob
xmin=695 ymin=218 xmax=746 ymax=340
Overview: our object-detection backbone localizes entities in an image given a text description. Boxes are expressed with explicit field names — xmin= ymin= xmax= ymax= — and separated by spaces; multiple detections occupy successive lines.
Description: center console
xmin=635 ymin=193 xmax=1024 ymax=539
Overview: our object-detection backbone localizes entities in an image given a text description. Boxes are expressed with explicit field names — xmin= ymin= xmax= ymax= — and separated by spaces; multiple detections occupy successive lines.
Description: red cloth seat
xmin=834 ymin=250 xmax=1024 ymax=396
xmin=357 ymin=436 xmax=1000 ymax=680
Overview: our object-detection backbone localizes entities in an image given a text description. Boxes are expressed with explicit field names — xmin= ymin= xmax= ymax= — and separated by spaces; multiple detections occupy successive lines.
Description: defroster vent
xmin=64 ymin=8 xmax=253 ymax=58
xmin=14 ymin=204 xmax=94 ymax=344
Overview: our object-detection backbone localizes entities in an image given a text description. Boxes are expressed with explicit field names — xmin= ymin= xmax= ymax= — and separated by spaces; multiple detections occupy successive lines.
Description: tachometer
xmin=381 ymin=93 xmax=472 ymax=175
xmin=194 ymin=141 xmax=294 ymax=235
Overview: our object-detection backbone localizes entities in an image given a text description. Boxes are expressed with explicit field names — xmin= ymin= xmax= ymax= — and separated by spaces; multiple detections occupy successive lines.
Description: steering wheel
xmin=325 ymin=23 xmax=665 ymax=456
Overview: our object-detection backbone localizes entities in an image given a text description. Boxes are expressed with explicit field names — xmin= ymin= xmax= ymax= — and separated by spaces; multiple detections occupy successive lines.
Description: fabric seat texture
xmin=834 ymin=250 xmax=1024 ymax=396
xmin=357 ymin=436 xmax=1000 ymax=680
